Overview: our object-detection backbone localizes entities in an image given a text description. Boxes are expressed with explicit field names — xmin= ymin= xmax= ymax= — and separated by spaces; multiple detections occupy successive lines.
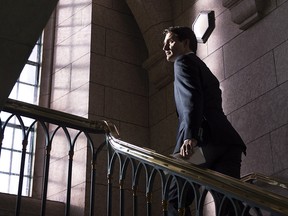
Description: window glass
xmin=24 ymin=153 xmax=33 ymax=175
xmin=17 ymin=84 xmax=37 ymax=104
xmin=2 ymin=126 xmax=14 ymax=148
xmin=0 ymin=36 xmax=42 ymax=197
xmin=12 ymin=128 xmax=23 ymax=151
xmin=0 ymin=111 xmax=12 ymax=122
xmin=8 ymin=85 xmax=18 ymax=99
xmin=11 ymin=151 xmax=22 ymax=173
xmin=0 ymin=149 xmax=11 ymax=172
xmin=19 ymin=64 xmax=37 ymax=85
xmin=0 ymin=174 xmax=9 ymax=193
xmin=10 ymin=175 xmax=20 ymax=194
xmin=28 ymin=45 xmax=39 ymax=62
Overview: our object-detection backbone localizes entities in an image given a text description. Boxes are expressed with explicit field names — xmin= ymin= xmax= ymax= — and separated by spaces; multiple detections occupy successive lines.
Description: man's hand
xmin=180 ymin=139 xmax=198 ymax=158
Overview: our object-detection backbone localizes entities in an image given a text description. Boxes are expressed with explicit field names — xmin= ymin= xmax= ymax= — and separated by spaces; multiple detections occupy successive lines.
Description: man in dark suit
xmin=163 ymin=26 xmax=246 ymax=216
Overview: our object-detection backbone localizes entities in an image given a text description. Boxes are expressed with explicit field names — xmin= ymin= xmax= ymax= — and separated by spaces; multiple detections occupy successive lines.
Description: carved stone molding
xmin=222 ymin=0 xmax=265 ymax=30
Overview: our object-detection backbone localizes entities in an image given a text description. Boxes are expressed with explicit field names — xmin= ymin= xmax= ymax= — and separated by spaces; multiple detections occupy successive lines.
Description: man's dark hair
xmin=163 ymin=26 xmax=198 ymax=53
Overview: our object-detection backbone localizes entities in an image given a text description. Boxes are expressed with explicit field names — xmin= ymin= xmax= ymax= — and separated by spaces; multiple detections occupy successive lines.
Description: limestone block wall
xmin=88 ymin=1 xmax=149 ymax=215
xmin=44 ymin=1 xmax=93 ymax=215
xmin=39 ymin=0 xmax=149 ymax=215
xmin=89 ymin=0 xmax=149 ymax=147
xmin=221 ymin=0 xmax=288 ymax=179
xmin=148 ymin=0 xmax=288 ymax=182
xmin=35 ymin=0 xmax=288 ymax=215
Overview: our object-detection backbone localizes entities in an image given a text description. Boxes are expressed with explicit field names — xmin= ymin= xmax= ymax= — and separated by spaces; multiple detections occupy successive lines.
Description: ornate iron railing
xmin=1 ymin=99 xmax=288 ymax=216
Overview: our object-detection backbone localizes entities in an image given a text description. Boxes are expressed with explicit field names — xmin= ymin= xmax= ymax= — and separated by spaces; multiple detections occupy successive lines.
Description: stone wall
xmin=46 ymin=1 xmax=93 ymax=215
xmin=147 ymin=0 xmax=288 ymax=181
xmin=43 ymin=0 xmax=149 ymax=215
xmin=38 ymin=0 xmax=288 ymax=215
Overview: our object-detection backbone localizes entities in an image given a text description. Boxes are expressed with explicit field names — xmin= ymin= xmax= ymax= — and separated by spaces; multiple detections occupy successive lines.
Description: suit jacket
xmin=173 ymin=53 xmax=246 ymax=154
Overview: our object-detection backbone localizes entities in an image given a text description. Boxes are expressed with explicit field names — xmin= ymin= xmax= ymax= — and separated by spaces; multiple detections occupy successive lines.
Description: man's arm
xmin=174 ymin=55 xmax=204 ymax=144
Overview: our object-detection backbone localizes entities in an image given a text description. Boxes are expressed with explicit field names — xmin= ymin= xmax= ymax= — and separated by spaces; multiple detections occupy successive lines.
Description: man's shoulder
xmin=175 ymin=53 xmax=198 ymax=64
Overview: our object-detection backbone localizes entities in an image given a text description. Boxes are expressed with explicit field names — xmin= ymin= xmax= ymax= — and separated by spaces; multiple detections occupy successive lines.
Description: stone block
xmin=143 ymin=24 xmax=169 ymax=56
xmin=277 ymin=0 xmax=288 ymax=5
xmin=208 ymin=9 xmax=242 ymax=56
xmin=112 ymin=0 xmax=131 ymax=13
xmin=104 ymin=88 xmax=148 ymax=127
xmin=71 ymin=147 xmax=88 ymax=186
xmin=93 ymin=0 xmax=112 ymax=8
xmin=150 ymin=114 xmax=177 ymax=154
xmin=118 ymin=122 xmax=149 ymax=147
xmin=57 ymin=0 xmax=91 ymax=25
xmin=106 ymin=29 xmax=146 ymax=66
xmin=197 ymin=42 xmax=208 ymax=60
xmin=47 ymin=189 xmax=67 ymax=205
xmin=71 ymin=53 xmax=90 ymax=91
xmin=274 ymin=40 xmax=288 ymax=84
xmin=69 ymin=183 xmax=86 ymax=216
xmin=49 ymin=128 xmax=71 ymax=161
xmin=93 ymin=149 xmax=109 ymax=185
xmin=92 ymin=184 xmax=108 ymax=215
xmin=222 ymin=52 xmax=277 ymax=114
xmin=91 ymin=25 xmax=106 ymax=55
xmin=149 ymin=88 xmax=167 ymax=126
xmin=126 ymin=0 xmax=151 ymax=32
xmin=231 ymin=82 xmax=288 ymax=143
xmin=241 ymin=134 xmax=274 ymax=176
xmin=203 ymin=48 xmax=225 ymax=82
xmin=48 ymin=155 xmax=69 ymax=197
xmin=0 ymin=193 xmax=65 ymax=216
xmin=54 ymin=25 xmax=91 ymax=71
xmin=166 ymin=83 xmax=176 ymax=116
xmin=56 ymin=4 xmax=92 ymax=45
xmin=224 ymin=2 xmax=288 ymax=77
xmin=127 ymin=0 xmax=172 ymax=32
xmin=90 ymin=54 xmax=148 ymax=96
xmin=270 ymin=125 xmax=288 ymax=173
xmin=146 ymin=56 xmax=173 ymax=91
xmin=50 ymin=83 xmax=89 ymax=117
xmin=92 ymin=4 xmax=140 ymax=37
xmin=53 ymin=43 xmax=71 ymax=71
xmin=88 ymin=83 xmax=105 ymax=117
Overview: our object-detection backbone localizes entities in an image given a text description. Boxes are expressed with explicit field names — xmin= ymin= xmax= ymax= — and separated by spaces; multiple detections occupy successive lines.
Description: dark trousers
xmin=167 ymin=144 xmax=243 ymax=216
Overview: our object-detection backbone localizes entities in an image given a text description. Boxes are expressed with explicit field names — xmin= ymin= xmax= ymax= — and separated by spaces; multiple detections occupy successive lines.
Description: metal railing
xmin=241 ymin=173 xmax=288 ymax=190
xmin=1 ymin=99 xmax=109 ymax=216
xmin=1 ymin=99 xmax=288 ymax=216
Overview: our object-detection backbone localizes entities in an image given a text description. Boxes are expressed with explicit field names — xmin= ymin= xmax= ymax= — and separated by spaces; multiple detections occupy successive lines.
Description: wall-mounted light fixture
xmin=192 ymin=11 xmax=215 ymax=43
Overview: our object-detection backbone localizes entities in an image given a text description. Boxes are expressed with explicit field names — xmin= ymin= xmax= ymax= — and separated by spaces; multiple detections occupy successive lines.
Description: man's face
xmin=163 ymin=32 xmax=188 ymax=62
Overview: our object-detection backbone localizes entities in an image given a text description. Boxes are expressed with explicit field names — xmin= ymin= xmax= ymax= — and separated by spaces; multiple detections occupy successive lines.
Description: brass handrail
xmin=107 ymin=133 xmax=288 ymax=215
xmin=242 ymin=172 xmax=288 ymax=190
xmin=2 ymin=98 xmax=108 ymax=133
xmin=2 ymin=98 xmax=288 ymax=215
